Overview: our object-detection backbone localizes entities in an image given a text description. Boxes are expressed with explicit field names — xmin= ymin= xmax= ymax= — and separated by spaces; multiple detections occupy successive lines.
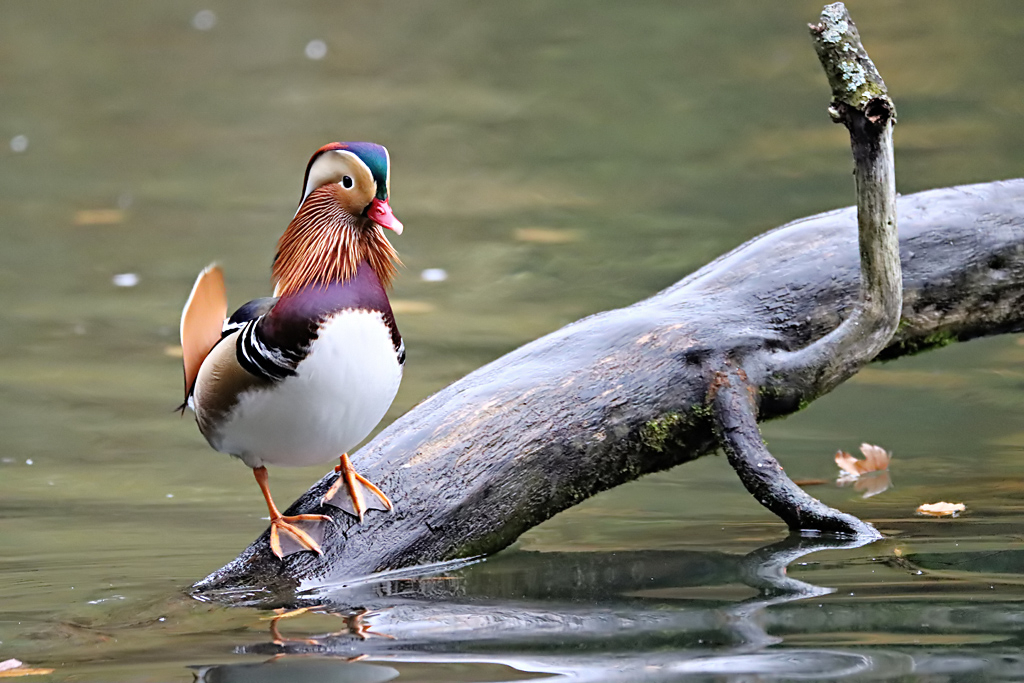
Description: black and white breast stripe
xmin=235 ymin=318 xmax=305 ymax=381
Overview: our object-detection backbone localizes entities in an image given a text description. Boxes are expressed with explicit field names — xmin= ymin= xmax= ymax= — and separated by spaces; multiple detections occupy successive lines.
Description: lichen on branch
xmin=810 ymin=2 xmax=894 ymax=120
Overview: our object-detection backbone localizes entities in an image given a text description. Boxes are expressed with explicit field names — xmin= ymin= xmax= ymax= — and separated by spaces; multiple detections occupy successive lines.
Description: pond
xmin=2 ymin=1 xmax=1024 ymax=680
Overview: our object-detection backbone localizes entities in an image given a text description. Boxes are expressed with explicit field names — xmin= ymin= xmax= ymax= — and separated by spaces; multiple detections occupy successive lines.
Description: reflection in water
xmin=193 ymin=659 xmax=399 ymax=683
xmin=267 ymin=607 xmax=394 ymax=646
xmin=190 ymin=535 xmax=1024 ymax=681
xmin=836 ymin=469 xmax=892 ymax=498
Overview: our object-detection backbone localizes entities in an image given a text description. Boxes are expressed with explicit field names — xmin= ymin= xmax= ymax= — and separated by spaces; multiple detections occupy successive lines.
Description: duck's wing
xmin=180 ymin=264 xmax=228 ymax=403
xmin=223 ymin=296 xmax=278 ymax=332
xmin=234 ymin=302 xmax=308 ymax=382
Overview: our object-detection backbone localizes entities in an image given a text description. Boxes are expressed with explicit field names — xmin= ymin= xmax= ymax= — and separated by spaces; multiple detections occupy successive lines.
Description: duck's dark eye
xmin=341 ymin=175 xmax=354 ymax=189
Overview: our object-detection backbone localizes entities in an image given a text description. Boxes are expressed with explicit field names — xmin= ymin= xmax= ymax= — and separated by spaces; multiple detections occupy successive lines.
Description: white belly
xmin=211 ymin=310 xmax=402 ymax=468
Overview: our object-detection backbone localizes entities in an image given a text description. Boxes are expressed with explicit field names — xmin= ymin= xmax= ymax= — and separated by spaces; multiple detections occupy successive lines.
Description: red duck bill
xmin=367 ymin=198 xmax=403 ymax=234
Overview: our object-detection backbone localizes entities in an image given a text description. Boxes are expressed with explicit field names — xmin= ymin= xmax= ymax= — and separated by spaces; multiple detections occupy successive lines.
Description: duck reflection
xmin=266 ymin=606 xmax=394 ymax=646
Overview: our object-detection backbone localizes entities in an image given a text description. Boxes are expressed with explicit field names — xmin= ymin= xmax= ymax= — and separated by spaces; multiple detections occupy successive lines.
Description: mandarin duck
xmin=179 ymin=142 xmax=405 ymax=558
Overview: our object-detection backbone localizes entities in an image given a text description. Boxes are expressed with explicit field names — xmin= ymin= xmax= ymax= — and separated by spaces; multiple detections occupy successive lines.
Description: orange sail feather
xmin=180 ymin=264 xmax=228 ymax=401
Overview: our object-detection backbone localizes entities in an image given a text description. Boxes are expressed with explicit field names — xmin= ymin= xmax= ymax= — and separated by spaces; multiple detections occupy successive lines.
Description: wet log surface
xmin=194 ymin=178 xmax=1024 ymax=597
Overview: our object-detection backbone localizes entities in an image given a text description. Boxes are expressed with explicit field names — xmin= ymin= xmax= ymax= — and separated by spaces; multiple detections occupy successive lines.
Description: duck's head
xmin=297 ymin=141 xmax=403 ymax=234
xmin=273 ymin=142 xmax=403 ymax=296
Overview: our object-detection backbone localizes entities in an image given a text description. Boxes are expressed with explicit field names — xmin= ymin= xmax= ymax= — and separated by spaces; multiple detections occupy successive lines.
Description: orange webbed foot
xmin=269 ymin=514 xmax=333 ymax=558
xmin=322 ymin=453 xmax=393 ymax=521
xmin=253 ymin=466 xmax=333 ymax=558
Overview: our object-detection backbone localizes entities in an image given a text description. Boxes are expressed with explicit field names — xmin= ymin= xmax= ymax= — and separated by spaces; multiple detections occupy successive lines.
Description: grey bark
xmin=776 ymin=2 xmax=900 ymax=391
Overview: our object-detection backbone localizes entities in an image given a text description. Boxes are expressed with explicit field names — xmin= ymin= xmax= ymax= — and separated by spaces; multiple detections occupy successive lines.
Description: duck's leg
xmin=253 ymin=466 xmax=332 ymax=558
xmin=322 ymin=453 xmax=393 ymax=521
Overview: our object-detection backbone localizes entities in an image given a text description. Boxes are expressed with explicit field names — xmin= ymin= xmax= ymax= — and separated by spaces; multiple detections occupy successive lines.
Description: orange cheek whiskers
xmin=272 ymin=185 xmax=399 ymax=296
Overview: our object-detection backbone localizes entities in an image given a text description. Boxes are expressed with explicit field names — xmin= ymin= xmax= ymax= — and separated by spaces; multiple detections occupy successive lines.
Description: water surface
xmin=2 ymin=1 xmax=1024 ymax=680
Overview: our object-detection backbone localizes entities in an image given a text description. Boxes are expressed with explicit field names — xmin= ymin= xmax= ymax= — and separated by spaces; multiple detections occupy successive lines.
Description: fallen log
xmin=193 ymin=5 xmax=1024 ymax=596
xmin=193 ymin=176 xmax=1024 ymax=596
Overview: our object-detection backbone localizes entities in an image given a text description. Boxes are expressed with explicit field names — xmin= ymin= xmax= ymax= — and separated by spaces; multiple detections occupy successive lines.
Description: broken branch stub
xmin=711 ymin=2 xmax=898 ymax=539
xmin=775 ymin=2 xmax=900 ymax=392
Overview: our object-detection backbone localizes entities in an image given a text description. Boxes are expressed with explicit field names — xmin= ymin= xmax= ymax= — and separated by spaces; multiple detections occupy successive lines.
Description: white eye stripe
xmin=298 ymin=149 xmax=375 ymax=212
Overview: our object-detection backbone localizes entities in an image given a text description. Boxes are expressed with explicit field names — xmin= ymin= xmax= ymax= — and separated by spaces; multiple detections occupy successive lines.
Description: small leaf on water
xmin=74 ymin=209 xmax=125 ymax=225
xmin=0 ymin=671 xmax=56 ymax=678
xmin=390 ymin=300 xmax=436 ymax=314
xmin=0 ymin=660 xmax=55 ymax=678
xmin=835 ymin=443 xmax=891 ymax=478
xmin=514 ymin=227 xmax=580 ymax=244
xmin=917 ymin=501 xmax=966 ymax=517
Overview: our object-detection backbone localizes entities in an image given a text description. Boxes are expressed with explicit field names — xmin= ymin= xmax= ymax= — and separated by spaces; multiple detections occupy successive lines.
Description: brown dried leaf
xmin=835 ymin=451 xmax=861 ymax=477
xmin=0 ymin=660 xmax=55 ymax=678
xmin=859 ymin=443 xmax=891 ymax=471
xmin=917 ymin=502 xmax=966 ymax=517
xmin=835 ymin=443 xmax=891 ymax=478
xmin=0 ymin=671 xmax=56 ymax=679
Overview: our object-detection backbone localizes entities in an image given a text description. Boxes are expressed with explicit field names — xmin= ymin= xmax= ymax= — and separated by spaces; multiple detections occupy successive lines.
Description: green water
xmin=2 ymin=1 xmax=1024 ymax=680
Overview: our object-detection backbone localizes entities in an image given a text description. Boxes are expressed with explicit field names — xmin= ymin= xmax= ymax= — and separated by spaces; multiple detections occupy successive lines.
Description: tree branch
xmin=773 ymin=2 xmax=900 ymax=392
xmin=711 ymin=2 xmax=896 ymax=537
xmin=711 ymin=363 xmax=879 ymax=538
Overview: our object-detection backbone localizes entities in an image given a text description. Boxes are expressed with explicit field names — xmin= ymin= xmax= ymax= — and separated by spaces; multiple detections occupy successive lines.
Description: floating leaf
xmin=514 ymin=227 xmax=580 ymax=244
xmin=0 ymin=671 xmax=55 ymax=678
xmin=0 ymin=660 xmax=55 ymax=678
xmin=917 ymin=502 xmax=966 ymax=517
xmin=74 ymin=209 xmax=125 ymax=225
xmin=390 ymin=300 xmax=436 ymax=314
xmin=835 ymin=443 xmax=891 ymax=478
